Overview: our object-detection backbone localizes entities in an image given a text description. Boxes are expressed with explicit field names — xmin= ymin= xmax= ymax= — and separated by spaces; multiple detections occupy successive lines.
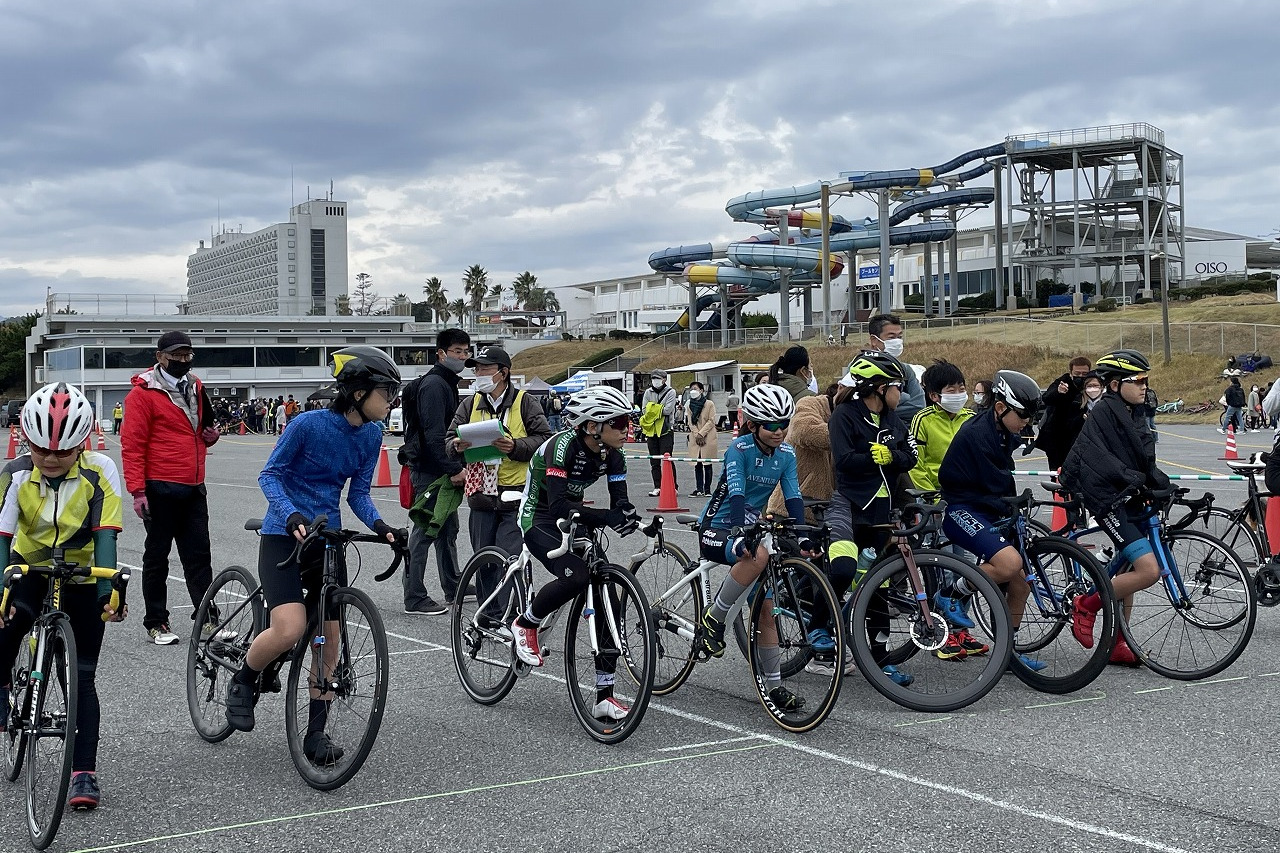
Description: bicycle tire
xmin=452 ymin=548 xmax=522 ymax=705
xmin=634 ymin=541 xmax=702 ymax=695
xmin=1188 ymin=507 xmax=1265 ymax=572
xmin=26 ymin=615 xmax=77 ymax=851
xmin=564 ymin=564 xmax=655 ymax=745
xmin=1119 ymin=529 xmax=1256 ymax=680
xmin=186 ymin=566 xmax=265 ymax=744
xmin=1006 ymin=536 xmax=1116 ymax=694
xmin=3 ymin=626 xmax=37 ymax=782
xmin=746 ymin=558 xmax=842 ymax=733
xmin=850 ymin=551 xmax=1012 ymax=713
xmin=284 ymin=587 xmax=389 ymax=790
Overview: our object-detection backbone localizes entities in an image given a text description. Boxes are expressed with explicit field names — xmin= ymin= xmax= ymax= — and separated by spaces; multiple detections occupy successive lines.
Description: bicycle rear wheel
xmin=747 ymin=558 xmax=843 ymax=733
xmin=187 ymin=565 xmax=265 ymax=744
xmin=3 ymin=626 xmax=37 ymax=782
xmin=1005 ymin=536 xmax=1116 ymax=694
xmin=850 ymin=552 xmax=1012 ymax=713
xmin=284 ymin=587 xmax=389 ymax=790
xmin=564 ymin=564 xmax=655 ymax=745
xmin=635 ymin=542 xmax=701 ymax=695
xmin=1120 ymin=530 xmax=1256 ymax=680
xmin=1190 ymin=507 xmax=1265 ymax=572
xmin=26 ymin=616 xmax=77 ymax=851
xmin=452 ymin=548 xmax=522 ymax=705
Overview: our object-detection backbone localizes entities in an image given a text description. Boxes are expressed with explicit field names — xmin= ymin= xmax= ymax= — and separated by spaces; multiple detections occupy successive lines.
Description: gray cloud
xmin=1 ymin=0 xmax=1274 ymax=313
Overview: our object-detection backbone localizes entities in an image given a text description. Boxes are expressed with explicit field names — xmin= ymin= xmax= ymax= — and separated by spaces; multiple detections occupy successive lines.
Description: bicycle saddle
xmin=244 ymin=518 xmax=263 ymax=532
xmin=1226 ymin=458 xmax=1266 ymax=472
xmin=904 ymin=488 xmax=941 ymax=503
xmin=675 ymin=514 xmax=701 ymax=528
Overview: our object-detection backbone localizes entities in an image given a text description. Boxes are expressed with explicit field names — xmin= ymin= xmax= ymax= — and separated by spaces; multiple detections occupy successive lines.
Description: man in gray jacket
xmin=641 ymin=369 xmax=678 ymax=495
xmin=400 ymin=328 xmax=471 ymax=614
xmin=865 ymin=313 xmax=925 ymax=424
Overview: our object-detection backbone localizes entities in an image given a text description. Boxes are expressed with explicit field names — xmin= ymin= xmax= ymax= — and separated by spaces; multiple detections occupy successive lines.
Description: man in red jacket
xmin=120 ymin=331 xmax=221 ymax=645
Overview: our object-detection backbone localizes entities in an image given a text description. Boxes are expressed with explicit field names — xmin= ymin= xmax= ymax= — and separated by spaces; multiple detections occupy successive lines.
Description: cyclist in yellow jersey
xmin=0 ymin=383 xmax=127 ymax=811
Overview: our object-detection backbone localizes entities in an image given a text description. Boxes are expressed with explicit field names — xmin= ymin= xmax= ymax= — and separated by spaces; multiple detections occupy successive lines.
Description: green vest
xmin=469 ymin=389 xmax=529 ymax=487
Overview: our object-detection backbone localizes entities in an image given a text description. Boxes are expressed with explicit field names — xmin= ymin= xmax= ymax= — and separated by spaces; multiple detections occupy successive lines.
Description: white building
xmin=185 ymin=198 xmax=349 ymax=316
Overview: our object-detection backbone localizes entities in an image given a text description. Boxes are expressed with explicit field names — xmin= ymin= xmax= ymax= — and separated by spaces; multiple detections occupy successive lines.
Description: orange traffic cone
xmin=372 ymin=445 xmax=394 ymax=487
xmin=648 ymin=453 xmax=687 ymax=513
xmin=95 ymin=422 xmax=106 ymax=451
xmin=1049 ymin=470 xmax=1068 ymax=534
xmin=238 ymin=420 xmax=247 ymax=436
xmin=5 ymin=427 xmax=17 ymax=460
xmin=1221 ymin=424 xmax=1238 ymax=460
xmin=83 ymin=434 xmax=92 ymax=451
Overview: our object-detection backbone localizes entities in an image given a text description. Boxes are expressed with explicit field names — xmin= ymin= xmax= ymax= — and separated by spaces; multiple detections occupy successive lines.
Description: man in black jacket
xmin=1034 ymin=355 xmax=1092 ymax=470
xmin=1222 ymin=373 xmax=1246 ymax=434
xmin=401 ymin=328 xmax=472 ymax=614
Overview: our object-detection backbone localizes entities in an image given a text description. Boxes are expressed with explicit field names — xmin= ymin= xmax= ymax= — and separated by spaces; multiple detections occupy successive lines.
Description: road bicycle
xmin=186 ymin=516 xmax=397 ymax=790
xmin=1042 ymin=485 xmax=1255 ymax=680
xmin=633 ymin=513 xmax=845 ymax=732
xmin=1 ymin=554 xmax=129 ymax=850
xmin=969 ymin=489 xmax=1118 ymax=694
xmin=451 ymin=511 xmax=656 ymax=745
xmin=1184 ymin=400 xmax=1216 ymax=415
xmin=1154 ymin=399 xmax=1184 ymax=415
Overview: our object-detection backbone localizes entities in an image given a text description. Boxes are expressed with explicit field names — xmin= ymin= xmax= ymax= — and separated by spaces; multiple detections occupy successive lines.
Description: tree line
xmin=342 ymin=264 xmax=561 ymax=324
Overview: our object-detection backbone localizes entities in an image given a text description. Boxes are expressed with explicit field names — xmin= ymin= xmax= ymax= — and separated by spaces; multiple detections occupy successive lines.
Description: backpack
xmin=401 ymin=375 xmax=424 ymax=438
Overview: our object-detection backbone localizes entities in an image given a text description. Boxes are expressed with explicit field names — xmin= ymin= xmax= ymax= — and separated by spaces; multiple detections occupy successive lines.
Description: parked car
xmin=387 ymin=407 xmax=403 ymax=435
xmin=1 ymin=399 xmax=26 ymax=428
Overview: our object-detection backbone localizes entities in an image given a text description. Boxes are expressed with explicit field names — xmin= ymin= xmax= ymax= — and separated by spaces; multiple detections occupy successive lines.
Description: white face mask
xmin=1085 ymin=386 xmax=1103 ymax=400
xmin=806 ymin=373 xmax=819 ymax=393
xmin=651 ymin=378 xmax=664 ymax=389
xmin=688 ymin=389 xmax=702 ymax=400
xmin=939 ymin=392 xmax=968 ymax=414
xmin=472 ymin=374 xmax=497 ymax=395
xmin=879 ymin=337 xmax=905 ymax=358
xmin=973 ymin=393 xmax=987 ymax=406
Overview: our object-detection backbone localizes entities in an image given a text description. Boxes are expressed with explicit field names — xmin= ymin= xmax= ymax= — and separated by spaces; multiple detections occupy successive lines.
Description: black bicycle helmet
xmin=328 ymin=345 xmax=401 ymax=391
xmin=991 ymin=370 xmax=1043 ymax=418
xmin=842 ymin=350 xmax=909 ymax=391
xmin=1093 ymin=349 xmax=1150 ymax=383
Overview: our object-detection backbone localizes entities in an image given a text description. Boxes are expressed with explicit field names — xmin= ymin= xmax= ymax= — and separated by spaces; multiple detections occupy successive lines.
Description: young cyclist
xmin=697 ymin=384 xmax=813 ymax=711
xmin=224 ymin=346 xmax=405 ymax=763
xmin=937 ymin=369 xmax=1047 ymax=670
xmin=512 ymin=386 xmax=640 ymax=720
xmin=0 ymin=383 xmax=126 ymax=810
xmin=908 ymin=360 xmax=988 ymax=659
xmin=823 ymin=352 xmax=919 ymax=685
xmin=1062 ymin=349 xmax=1171 ymax=665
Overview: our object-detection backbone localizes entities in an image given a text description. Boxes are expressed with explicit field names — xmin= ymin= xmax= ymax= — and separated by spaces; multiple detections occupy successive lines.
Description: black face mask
xmin=164 ymin=359 xmax=192 ymax=378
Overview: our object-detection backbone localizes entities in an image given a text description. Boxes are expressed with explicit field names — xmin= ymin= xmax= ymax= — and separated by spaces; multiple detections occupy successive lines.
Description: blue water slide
xmin=887 ymin=187 xmax=996 ymax=226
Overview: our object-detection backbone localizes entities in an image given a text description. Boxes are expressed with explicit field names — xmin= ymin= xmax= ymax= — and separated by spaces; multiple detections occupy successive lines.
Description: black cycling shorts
xmin=257 ymin=534 xmax=347 ymax=612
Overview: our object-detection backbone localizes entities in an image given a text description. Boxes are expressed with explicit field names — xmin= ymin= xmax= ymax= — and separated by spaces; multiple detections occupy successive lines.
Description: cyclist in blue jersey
xmin=697 ymin=384 xmax=812 ymax=711
xmin=512 ymin=386 xmax=640 ymax=720
xmin=224 ymin=347 xmax=405 ymax=765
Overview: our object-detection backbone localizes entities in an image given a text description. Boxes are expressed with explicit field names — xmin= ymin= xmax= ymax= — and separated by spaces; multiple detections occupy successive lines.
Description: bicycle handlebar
xmin=892 ymin=502 xmax=946 ymax=539
xmin=272 ymin=515 xmax=409 ymax=583
xmin=547 ymin=513 xmax=580 ymax=559
xmin=1 ymin=562 xmax=131 ymax=623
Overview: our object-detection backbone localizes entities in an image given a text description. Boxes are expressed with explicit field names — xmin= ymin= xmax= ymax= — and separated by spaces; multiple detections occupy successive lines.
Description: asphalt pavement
xmin=1 ymin=423 xmax=1277 ymax=852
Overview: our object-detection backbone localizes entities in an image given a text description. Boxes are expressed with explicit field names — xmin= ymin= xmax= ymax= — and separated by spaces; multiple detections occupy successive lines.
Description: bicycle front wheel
xmin=284 ymin=588 xmax=389 ymax=790
xmin=747 ymin=558 xmax=843 ymax=733
xmin=3 ymin=626 xmax=37 ymax=782
xmin=1120 ymin=530 xmax=1256 ymax=680
xmin=187 ymin=565 xmax=265 ymax=744
xmin=1006 ymin=536 xmax=1116 ymax=694
xmin=26 ymin=616 xmax=77 ymax=851
xmin=635 ymin=542 xmax=702 ymax=695
xmin=850 ymin=551 xmax=1012 ymax=713
xmin=564 ymin=564 xmax=655 ymax=745
xmin=452 ymin=548 xmax=522 ymax=705
xmin=1190 ymin=507 xmax=1265 ymax=573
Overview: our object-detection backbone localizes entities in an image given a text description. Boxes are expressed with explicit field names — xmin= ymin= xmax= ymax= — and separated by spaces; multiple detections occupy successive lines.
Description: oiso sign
xmin=1183 ymin=239 xmax=1245 ymax=279
xmin=1195 ymin=262 xmax=1228 ymax=275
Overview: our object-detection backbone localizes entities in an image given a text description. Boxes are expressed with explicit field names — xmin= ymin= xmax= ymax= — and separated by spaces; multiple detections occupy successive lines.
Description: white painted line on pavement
xmin=1023 ymin=692 xmax=1106 ymax=709
xmin=654 ymin=735 xmax=765 ymax=752
xmin=892 ymin=716 xmax=954 ymax=728
xmin=1183 ymin=675 xmax=1249 ymax=687
xmin=1134 ymin=686 xmax=1174 ymax=694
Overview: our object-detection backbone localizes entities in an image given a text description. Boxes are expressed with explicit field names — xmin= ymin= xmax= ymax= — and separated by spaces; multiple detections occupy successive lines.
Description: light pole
xmin=1152 ymin=251 xmax=1171 ymax=364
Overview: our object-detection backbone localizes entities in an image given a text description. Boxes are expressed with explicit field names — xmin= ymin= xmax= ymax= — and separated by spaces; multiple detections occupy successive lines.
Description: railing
xmin=1008 ymin=123 xmax=1165 ymax=148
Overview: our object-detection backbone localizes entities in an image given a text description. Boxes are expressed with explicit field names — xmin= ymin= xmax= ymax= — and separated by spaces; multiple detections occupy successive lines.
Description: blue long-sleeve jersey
xmin=700 ymin=434 xmax=804 ymax=529
xmin=259 ymin=409 xmax=385 ymax=535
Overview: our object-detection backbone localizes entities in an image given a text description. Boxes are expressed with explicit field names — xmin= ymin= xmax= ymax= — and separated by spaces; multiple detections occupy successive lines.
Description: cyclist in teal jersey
xmin=697 ymin=384 xmax=812 ymax=711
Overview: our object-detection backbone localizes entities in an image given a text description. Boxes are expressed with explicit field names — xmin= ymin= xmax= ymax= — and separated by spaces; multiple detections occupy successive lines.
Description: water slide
xmin=651 ymin=143 xmax=1006 ymax=332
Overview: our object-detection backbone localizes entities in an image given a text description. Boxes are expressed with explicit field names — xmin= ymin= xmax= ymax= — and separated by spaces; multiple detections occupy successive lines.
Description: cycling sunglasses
xmin=757 ymin=420 xmax=791 ymax=432
xmin=603 ymin=415 xmax=630 ymax=431
xmin=30 ymin=444 xmax=79 ymax=458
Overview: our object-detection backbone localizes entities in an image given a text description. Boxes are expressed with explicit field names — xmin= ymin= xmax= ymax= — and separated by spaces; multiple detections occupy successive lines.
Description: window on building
xmin=200 ymin=347 xmax=254 ymax=368
xmin=104 ymin=348 xmax=155 ymax=370
xmin=256 ymin=346 xmax=322 ymax=368
xmin=392 ymin=346 xmax=434 ymax=366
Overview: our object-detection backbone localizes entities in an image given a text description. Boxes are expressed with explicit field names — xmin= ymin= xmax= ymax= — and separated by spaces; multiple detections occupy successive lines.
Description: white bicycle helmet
xmin=563 ymin=386 xmax=633 ymax=428
xmin=21 ymin=382 xmax=95 ymax=451
xmin=739 ymin=384 xmax=795 ymax=424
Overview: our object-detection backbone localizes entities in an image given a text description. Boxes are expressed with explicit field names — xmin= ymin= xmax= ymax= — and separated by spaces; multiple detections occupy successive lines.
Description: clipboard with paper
xmin=457 ymin=419 xmax=508 ymax=463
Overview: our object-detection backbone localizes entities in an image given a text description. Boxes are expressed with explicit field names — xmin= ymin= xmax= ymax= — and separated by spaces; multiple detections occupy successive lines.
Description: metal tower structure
xmin=1003 ymin=123 xmax=1185 ymax=310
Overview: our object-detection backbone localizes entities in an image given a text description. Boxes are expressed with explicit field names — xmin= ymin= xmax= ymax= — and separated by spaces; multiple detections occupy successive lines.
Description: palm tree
xmin=524 ymin=286 xmax=561 ymax=326
xmin=511 ymin=271 xmax=538 ymax=309
xmin=447 ymin=298 xmax=469 ymax=325
xmin=423 ymin=276 xmax=449 ymax=323
xmin=488 ymin=282 xmax=504 ymax=307
xmin=462 ymin=264 xmax=489 ymax=312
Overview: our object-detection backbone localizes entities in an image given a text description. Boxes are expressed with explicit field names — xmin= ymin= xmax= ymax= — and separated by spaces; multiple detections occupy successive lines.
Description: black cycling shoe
xmin=303 ymin=731 xmax=345 ymax=766
xmin=225 ymin=680 xmax=257 ymax=732
xmin=766 ymin=685 xmax=806 ymax=712
xmin=699 ymin=608 xmax=726 ymax=658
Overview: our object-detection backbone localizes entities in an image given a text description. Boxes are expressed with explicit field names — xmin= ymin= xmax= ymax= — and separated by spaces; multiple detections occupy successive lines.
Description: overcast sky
xmin=2 ymin=0 xmax=1277 ymax=317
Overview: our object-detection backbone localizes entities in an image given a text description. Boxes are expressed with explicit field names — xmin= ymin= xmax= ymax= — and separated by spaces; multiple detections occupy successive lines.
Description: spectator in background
xmin=724 ymin=389 xmax=740 ymax=432
xmin=1035 ymin=356 xmax=1092 ymax=471
xmin=112 ymin=401 xmax=123 ymax=435
xmin=1221 ymin=373 xmax=1246 ymax=434
xmin=864 ymin=314 xmax=925 ymax=424
xmin=640 ymin=368 xmax=678 ymax=496
xmin=547 ymin=390 xmax=564 ymax=432
xmin=685 ymin=381 xmax=718 ymax=497
xmin=970 ymin=379 xmax=993 ymax=412
xmin=1082 ymin=373 xmax=1105 ymax=413
xmin=767 ymin=345 xmax=817 ymax=403
xmin=120 ymin=331 xmax=221 ymax=645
